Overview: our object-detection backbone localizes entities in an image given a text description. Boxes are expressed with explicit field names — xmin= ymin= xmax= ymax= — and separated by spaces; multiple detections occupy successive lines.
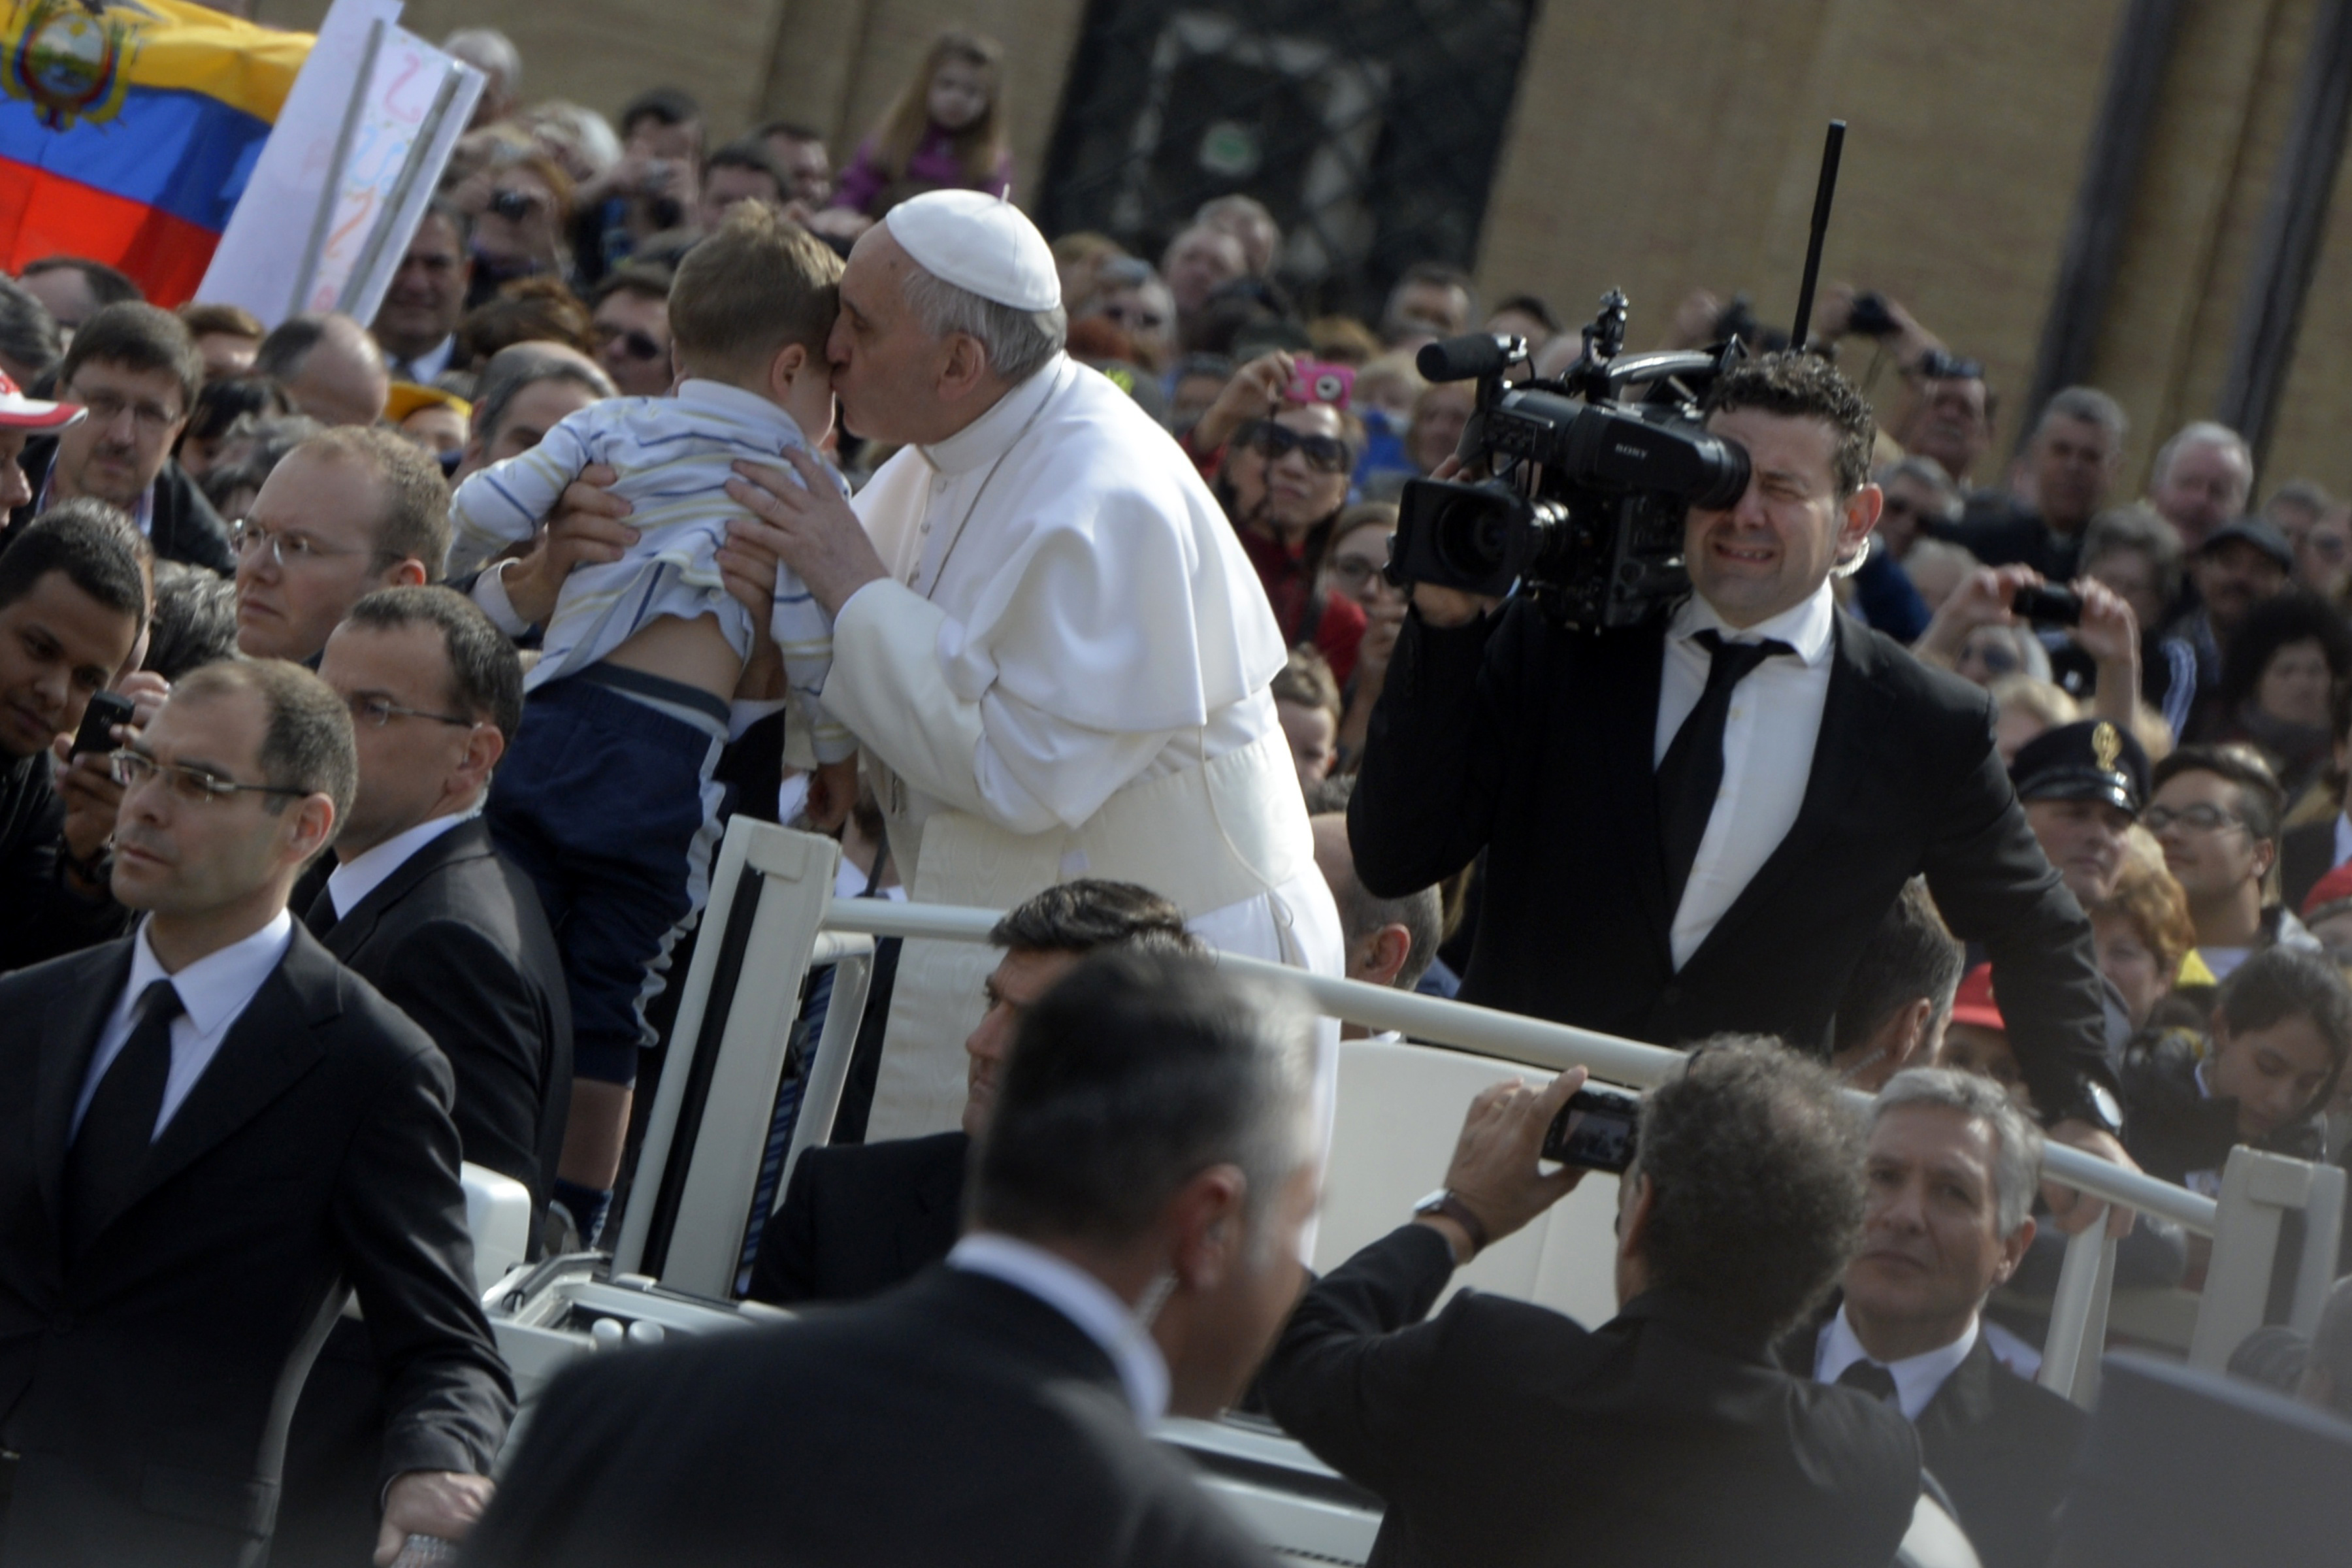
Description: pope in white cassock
xmin=719 ymin=190 xmax=1344 ymax=1143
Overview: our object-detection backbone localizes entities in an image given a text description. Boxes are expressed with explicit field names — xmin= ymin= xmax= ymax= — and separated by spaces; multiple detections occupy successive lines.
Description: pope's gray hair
xmin=900 ymin=264 xmax=1067 ymax=385
xmin=1871 ymin=1067 xmax=2044 ymax=1237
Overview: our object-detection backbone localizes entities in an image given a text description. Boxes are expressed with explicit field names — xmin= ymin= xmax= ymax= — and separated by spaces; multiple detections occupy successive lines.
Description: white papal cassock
xmin=821 ymin=352 xmax=1345 ymax=1143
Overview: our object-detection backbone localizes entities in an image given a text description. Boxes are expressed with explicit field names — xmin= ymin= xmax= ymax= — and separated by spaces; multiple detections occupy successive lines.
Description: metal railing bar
xmin=819 ymin=899 xmax=2221 ymax=1235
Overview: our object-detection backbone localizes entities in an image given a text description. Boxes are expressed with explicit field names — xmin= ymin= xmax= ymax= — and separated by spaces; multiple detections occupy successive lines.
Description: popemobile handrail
xmin=820 ymin=898 xmax=2223 ymax=1237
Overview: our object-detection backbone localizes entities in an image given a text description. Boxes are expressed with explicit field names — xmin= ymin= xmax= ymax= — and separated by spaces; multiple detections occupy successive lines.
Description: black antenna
xmin=1789 ymin=120 xmax=1846 ymax=351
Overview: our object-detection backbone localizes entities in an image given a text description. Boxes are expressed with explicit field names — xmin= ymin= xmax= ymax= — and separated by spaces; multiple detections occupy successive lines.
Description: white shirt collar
xmin=948 ymin=1231 xmax=1171 ymax=1423
xmin=326 ymin=811 xmax=473 ymax=919
xmin=1671 ymin=579 xmax=1838 ymax=668
xmin=1814 ymin=1301 xmax=1979 ymax=1422
xmin=919 ymin=356 xmax=1071 ymax=478
xmin=123 ymin=909 xmax=295 ymax=1039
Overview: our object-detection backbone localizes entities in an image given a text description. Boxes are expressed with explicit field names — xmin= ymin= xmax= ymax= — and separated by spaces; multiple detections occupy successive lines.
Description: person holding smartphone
xmin=0 ymin=503 xmax=152 ymax=973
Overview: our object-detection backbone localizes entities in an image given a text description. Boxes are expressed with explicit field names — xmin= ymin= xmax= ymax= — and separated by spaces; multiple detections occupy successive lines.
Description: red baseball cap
xmin=1948 ymin=963 xmax=2004 ymax=1033
xmin=0 ymin=368 xmax=83 ymax=432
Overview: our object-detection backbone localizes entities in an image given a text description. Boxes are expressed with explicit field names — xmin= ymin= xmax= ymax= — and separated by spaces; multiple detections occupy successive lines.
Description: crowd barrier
xmin=604 ymin=817 xmax=2346 ymax=1411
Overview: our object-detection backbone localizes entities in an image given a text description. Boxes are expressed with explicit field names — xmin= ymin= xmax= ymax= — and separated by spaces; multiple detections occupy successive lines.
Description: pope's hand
xmin=723 ymin=450 xmax=887 ymax=617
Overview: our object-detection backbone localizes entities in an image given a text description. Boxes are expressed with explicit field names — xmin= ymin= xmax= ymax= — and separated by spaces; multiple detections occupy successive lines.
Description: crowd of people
xmin=0 ymin=15 xmax=2344 ymax=1568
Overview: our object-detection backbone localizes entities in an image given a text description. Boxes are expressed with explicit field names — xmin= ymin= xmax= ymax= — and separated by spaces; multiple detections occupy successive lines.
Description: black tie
xmin=304 ymin=881 xmax=340 ymax=938
xmin=64 ymin=979 xmax=182 ymax=1254
xmin=1837 ymin=1358 xmax=1899 ymax=1404
xmin=1657 ymin=629 xmax=1795 ymax=909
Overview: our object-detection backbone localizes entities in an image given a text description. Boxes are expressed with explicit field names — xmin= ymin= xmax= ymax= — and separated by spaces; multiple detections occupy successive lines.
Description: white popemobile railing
xmin=604 ymin=819 xmax=2347 ymax=1414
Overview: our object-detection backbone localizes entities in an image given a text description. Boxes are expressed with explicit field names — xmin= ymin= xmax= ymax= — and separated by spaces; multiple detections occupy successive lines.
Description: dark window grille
xmin=1038 ymin=0 xmax=1537 ymax=319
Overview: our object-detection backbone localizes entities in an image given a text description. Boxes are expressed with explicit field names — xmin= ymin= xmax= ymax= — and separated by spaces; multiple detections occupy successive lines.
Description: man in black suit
xmin=1262 ymin=1037 xmax=1921 ymax=1568
xmin=1 ymin=304 xmax=233 ymax=574
xmin=1783 ymin=1067 xmax=2085 ymax=1568
xmin=0 ymin=659 xmax=511 ymax=1567
xmin=466 ymin=949 xmax=1320 ymax=1568
xmin=745 ymin=878 xmax=1195 ymax=1307
xmin=274 ymin=588 xmax=570 ymax=1567
xmin=1352 ymin=351 xmax=2134 ymax=1228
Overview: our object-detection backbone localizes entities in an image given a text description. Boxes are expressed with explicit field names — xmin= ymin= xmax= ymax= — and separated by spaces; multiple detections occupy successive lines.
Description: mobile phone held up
xmin=2011 ymin=584 xmax=2082 ymax=626
xmin=1541 ymin=1086 xmax=1641 ymax=1174
xmin=70 ymin=691 xmax=135 ymax=759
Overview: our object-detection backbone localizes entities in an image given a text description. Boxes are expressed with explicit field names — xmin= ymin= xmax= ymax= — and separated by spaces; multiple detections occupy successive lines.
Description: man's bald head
xmin=254 ymin=313 xmax=390 ymax=428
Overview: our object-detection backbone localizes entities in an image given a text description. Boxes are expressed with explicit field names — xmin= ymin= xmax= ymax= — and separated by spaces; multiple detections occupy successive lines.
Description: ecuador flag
xmin=0 ymin=0 xmax=308 ymax=305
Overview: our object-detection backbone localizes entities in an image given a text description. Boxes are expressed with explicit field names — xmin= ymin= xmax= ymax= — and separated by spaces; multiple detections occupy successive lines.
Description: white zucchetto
xmin=882 ymin=189 xmax=1062 ymax=312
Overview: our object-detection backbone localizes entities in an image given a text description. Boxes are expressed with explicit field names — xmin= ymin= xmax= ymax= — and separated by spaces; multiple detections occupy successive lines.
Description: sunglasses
xmin=596 ymin=323 xmax=666 ymax=361
xmin=1244 ymin=419 xmax=1352 ymax=474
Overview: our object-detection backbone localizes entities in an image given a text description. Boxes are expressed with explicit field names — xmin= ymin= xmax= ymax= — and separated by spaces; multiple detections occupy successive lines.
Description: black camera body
xmin=1388 ymin=293 xmax=1750 ymax=629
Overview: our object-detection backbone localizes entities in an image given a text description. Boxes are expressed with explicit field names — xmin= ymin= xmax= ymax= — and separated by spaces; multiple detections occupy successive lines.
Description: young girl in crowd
xmin=830 ymin=30 xmax=1013 ymax=220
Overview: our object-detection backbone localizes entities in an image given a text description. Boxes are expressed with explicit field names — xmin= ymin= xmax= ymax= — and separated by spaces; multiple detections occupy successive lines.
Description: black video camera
xmin=1388 ymin=291 xmax=1752 ymax=628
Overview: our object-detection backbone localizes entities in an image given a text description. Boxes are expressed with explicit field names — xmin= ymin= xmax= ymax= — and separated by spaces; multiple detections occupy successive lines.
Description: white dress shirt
xmin=1813 ymin=1302 xmax=1979 ymax=1421
xmin=388 ymin=335 xmax=456 ymax=385
xmin=1654 ymin=581 xmax=1838 ymax=970
xmin=325 ymin=811 xmax=472 ymax=919
xmin=948 ymin=1232 xmax=1171 ymax=1424
xmin=73 ymin=911 xmax=295 ymax=1141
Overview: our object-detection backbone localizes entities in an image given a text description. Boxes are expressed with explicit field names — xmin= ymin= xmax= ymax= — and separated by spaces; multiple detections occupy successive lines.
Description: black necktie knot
xmin=1836 ymin=1358 xmax=1899 ymax=1404
xmin=1691 ymin=628 xmax=1797 ymax=684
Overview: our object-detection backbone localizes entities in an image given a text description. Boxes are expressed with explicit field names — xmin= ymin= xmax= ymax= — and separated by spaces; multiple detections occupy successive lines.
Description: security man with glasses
xmin=230 ymin=427 xmax=451 ymax=667
xmin=0 ymin=658 xmax=511 ymax=1567
xmin=274 ymin=587 xmax=570 ymax=1568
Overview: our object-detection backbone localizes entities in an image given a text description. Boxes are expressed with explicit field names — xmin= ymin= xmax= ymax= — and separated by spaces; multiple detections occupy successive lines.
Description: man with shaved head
xmin=255 ymin=312 xmax=392 ymax=429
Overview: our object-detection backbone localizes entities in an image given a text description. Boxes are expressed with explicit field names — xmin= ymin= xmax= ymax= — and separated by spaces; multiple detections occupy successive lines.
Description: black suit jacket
xmin=1260 ymin=1224 xmax=1920 ymax=1568
xmin=2279 ymin=817 xmax=2340 ymax=918
xmin=311 ymin=818 xmax=571 ymax=1221
xmin=463 ymin=1264 xmax=1278 ymax=1568
xmin=4 ymin=440 xmax=236 ymax=575
xmin=1779 ymin=1308 xmax=2085 ymax=1568
xmin=0 ymin=927 xmax=513 ymax=1567
xmin=1351 ymin=601 xmax=2112 ymax=1118
xmin=746 ymin=1130 xmax=966 ymax=1307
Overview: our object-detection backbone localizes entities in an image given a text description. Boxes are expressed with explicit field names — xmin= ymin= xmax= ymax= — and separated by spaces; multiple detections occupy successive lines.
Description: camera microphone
xmin=1418 ymin=333 xmax=1524 ymax=385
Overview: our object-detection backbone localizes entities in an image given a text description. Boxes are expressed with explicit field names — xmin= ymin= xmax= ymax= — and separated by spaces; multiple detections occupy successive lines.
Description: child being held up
xmin=449 ymin=203 xmax=860 ymax=1243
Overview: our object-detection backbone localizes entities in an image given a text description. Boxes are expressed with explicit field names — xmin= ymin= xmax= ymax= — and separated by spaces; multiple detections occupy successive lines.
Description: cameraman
xmin=1349 ymin=353 xmax=2135 ymax=1222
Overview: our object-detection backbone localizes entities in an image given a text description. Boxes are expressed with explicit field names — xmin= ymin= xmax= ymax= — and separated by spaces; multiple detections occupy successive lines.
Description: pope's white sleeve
xmin=826 ymin=580 xmax=1173 ymax=836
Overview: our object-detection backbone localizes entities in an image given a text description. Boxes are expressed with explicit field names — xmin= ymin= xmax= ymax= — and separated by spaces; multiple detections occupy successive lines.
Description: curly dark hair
xmin=1703 ymin=351 xmax=1877 ymax=497
xmin=2214 ymin=587 xmax=2352 ymax=721
xmin=988 ymin=879 xmax=1200 ymax=958
xmin=1635 ymin=1035 xmax=1867 ymax=1342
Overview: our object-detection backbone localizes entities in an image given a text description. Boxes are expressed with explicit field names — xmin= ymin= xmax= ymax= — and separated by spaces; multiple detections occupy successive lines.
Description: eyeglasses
xmin=1327 ymin=555 xmax=1388 ymax=589
xmin=110 ymin=749 xmax=308 ymax=805
xmin=70 ymin=387 xmax=181 ymax=433
xmin=1879 ymin=495 xmax=1948 ymax=524
xmin=1244 ymin=420 xmax=1353 ymax=474
xmin=231 ymin=522 xmax=371 ymax=568
xmin=596 ymin=323 xmax=666 ymax=362
xmin=1098 ymin=303 xmax=1167 ymax=332
xmin=2142 ymin=804 xmax=2246 ymax=834
xmin=346 ymin=695 xmax=475 ymax=729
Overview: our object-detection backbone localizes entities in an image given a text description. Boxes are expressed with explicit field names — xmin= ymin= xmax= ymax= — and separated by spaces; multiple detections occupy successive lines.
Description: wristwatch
xmin=1412 ymin=1188 xmax=1490 ymax=1260
xmin=2049 ymin=1079 xmax=2123 ymax=1137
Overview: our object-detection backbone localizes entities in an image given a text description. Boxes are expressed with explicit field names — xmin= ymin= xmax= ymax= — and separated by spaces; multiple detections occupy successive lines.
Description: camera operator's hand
xmin=1914 ymin=563 xmax=2042 ymax=669
xmin=1192 ymin=351 xmax=1294 ymax=455
xmin=2043 ymin=1120 xmax=2141 ymax=1239
xmin=1418 ymin=1069 xmax=1592 ymax=1265
xmin=1411 ymin=584 xmax=1499 ymax=629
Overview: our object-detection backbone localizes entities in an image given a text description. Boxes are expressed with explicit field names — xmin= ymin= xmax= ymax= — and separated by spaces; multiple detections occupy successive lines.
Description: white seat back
xmin=461 ymin=1161 xmax=533 ymax=1294
xmin=1314 ymin=1038 xmax=1625 ymax=1328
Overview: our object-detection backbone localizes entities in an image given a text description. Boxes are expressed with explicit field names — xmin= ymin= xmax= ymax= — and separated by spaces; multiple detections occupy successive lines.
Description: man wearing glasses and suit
xmin=0 ymin=659 xmax=510 ymax=1567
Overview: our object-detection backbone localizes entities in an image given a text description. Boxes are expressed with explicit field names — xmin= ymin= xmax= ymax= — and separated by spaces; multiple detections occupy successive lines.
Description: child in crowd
xmin=1272 ymin=645 xmax=1343 ymax=792
xmin=2119 ymin=944 xmax=2347 ymax=1194
xmin=830 ymin=29 xmax=1013 ymax=219
xmin=448 ymin=203 xmax=859 ymax=1241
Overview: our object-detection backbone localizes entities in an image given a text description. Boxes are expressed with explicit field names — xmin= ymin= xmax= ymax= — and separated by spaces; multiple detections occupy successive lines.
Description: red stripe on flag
xmin=0 ymin=163 xmax=220 ymax=307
